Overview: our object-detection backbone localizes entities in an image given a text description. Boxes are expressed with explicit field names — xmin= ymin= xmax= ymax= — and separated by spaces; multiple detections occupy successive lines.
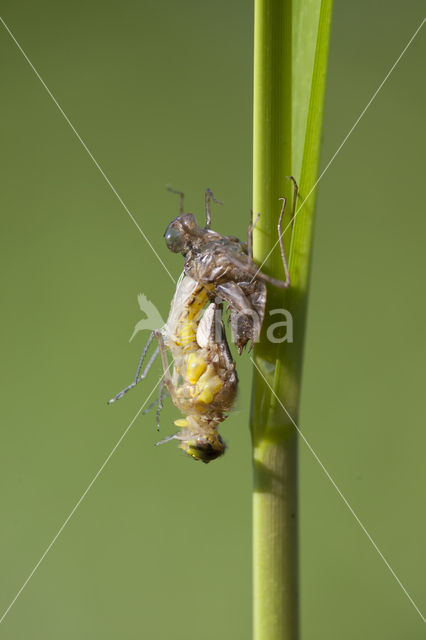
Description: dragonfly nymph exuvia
xmin=108 ymin=182 xmax=297 ymax=462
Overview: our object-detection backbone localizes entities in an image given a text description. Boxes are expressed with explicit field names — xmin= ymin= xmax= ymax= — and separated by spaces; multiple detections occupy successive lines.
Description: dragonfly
xmin=108 ymin=272 xmax=237 ymax=463
xmin=108 ymin=182 xmax=296 ymax=460
xmin=163 ymin=179 xmax=297 ymax=352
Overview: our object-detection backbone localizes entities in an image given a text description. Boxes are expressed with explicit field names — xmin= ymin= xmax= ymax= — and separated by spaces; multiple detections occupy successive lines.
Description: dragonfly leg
xmin=154 ymin=330 xmax=177 ymax=404
xmin=155 ymin=379 xmax=167 ymax=431
xmin=166 ymin=185 xmax=185 ymax=214
xmin=245 ymin=177 xmax=298 ymax=289
xmin=247 ymin=210 xmax=260 ymax=265
xmin=277 ymin=197 xmax=290 ymax=288
xmin=204 ymin=188 xmax=223 ymax=229
xmin=108 ymin=331 xmax=159 ymax=404
xmin=285 ymin=175 xmax=299 ymax=227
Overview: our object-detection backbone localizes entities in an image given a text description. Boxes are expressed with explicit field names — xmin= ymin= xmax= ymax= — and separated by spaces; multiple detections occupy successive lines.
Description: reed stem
xmin=251 ymin=1 xmax=333 ymax=638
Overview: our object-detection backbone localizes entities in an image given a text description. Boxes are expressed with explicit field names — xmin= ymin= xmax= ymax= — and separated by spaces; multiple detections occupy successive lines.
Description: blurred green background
xmin=0 ymin=1 xmax=425 ymax=638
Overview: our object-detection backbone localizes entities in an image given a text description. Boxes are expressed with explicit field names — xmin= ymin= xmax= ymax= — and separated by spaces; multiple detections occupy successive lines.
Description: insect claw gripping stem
xmin=284 ymin=175 xmax=299 ymax=227
xmin=262 ymin=176 xmax=299 ymax=288
xmin=273 ymin=176 xmax=300 ymax=288
xmin=248 ymin=210 xmax=261 ymax=264
xmin=277 ymin=197 xmax=291 ymax=288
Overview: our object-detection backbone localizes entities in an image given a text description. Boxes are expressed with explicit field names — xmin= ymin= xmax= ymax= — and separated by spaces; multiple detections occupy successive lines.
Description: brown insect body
xmin=164 ymin=213 xmax=267 ymax=353
xmin=108 ymin=185 xmax=295 ymax=462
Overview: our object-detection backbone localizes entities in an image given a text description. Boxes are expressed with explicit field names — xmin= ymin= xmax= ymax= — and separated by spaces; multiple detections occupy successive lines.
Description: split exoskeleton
xmin=164 ymin=180 xmax=297 ymax=353
xmin=108 ymin=181 xmax=296 ymax=462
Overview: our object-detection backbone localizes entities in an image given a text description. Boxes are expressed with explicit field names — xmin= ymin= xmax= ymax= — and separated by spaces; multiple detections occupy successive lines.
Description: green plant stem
xmin=251 ymin=1 xmax=333 ymax=639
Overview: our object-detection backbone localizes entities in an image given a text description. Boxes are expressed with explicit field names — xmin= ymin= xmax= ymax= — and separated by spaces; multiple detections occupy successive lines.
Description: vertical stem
xmin=251 ymin=1 xmax=333 ymax=639
xmin=252 ymin=2 xmax=297 ymax=640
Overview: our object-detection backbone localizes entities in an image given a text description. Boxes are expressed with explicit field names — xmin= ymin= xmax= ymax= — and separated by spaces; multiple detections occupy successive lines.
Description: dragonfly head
xmin=179 ymin=430 xmax=226 ymax=463
xmin=164 ymin=213 xmax=203 ymax=254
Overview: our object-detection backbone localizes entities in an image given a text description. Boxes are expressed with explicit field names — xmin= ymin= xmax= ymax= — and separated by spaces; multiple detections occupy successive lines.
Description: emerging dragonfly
xmin=109 ymin=182 xmax=296 ymax=461
xmin=109 ymin=272 xmax=237 ymax=463
xmin=164 ymin=179 xmax=297 ymax=352
xmin=154 ymin=275 xmax=237 ymax=462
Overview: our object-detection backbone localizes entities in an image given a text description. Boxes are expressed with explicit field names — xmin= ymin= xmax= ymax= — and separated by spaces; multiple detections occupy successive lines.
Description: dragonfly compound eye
xmin=164 ymin=223 xmax=186 ymax=253
xmin=180 ymin=433 xmax=226 ymax=463
xmin=164 ymin=213 xmax=200 ymax=254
